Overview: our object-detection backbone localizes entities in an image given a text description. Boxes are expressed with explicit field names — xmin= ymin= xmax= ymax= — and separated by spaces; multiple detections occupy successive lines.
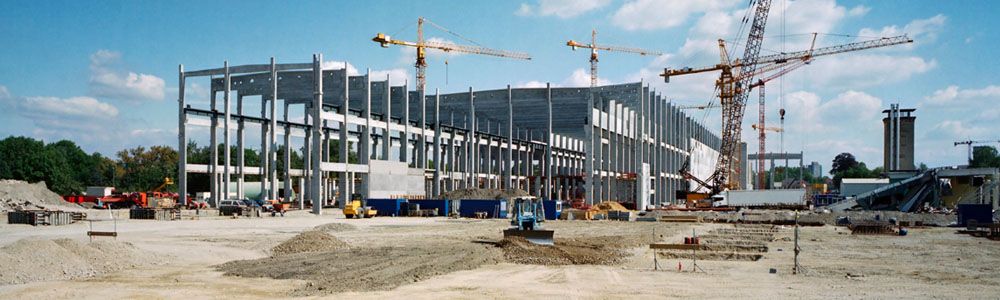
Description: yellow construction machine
xmin=343 ymin=194 xmax=377 ymax=219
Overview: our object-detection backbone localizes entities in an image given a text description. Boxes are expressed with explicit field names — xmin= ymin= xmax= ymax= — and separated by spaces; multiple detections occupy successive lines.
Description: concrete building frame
xmin=177 ymin=55 xmax=721 ymax=213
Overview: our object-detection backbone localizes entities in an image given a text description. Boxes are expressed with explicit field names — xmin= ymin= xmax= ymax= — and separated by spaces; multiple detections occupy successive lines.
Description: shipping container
xmin=366 ymin=198 xmax=407 ymax=216
xmin=407 ymin=199 xmax=449 ymax=216
xmin=720 ymin=189 xmax=808 ymax=208
xmin=458 ymin=199 xmax=508 ymax=218
xmin=957 ymin=204 xmax=994 ymax=227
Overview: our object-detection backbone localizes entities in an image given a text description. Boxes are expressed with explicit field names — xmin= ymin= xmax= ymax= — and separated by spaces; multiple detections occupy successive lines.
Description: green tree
xmin=117 ymin=145 xmax=179 ymax=192
xmin=971 ymin=146 xmax=1000 ymax=168
xmin=0 ymin=136 xmax=46 ymax=181
xmin=830 ymin=152 xmax=859 ymax=175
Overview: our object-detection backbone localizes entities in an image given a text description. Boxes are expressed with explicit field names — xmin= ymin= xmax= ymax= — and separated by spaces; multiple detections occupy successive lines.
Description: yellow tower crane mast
xmin=567 ymin=29 xmax=662 ymax=87
xmin=373 ymin=17 xmax=531 ymax=92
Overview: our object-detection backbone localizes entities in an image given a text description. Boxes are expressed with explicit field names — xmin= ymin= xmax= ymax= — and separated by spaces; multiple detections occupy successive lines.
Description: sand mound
xmin=311 ymin=222 xmax=357 ymax=233
xmin=0 ymin=238 xmax=147 ymax=285
xmin=497 ymin=236 xmax=629 ymax=265
xmin=220 ymin=241 xmax=501 ymax=295
xmin=271 ymin=231 xmax=349 ymax=256
xmin=0 ymin=180 xmax=83 ymax=212
xmin=440 ymin=188 xmax=529 ymax=200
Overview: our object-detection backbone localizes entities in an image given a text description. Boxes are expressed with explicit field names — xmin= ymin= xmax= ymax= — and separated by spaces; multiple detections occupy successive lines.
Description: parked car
xmin=219 ymin=199 xmax=247 ymax=216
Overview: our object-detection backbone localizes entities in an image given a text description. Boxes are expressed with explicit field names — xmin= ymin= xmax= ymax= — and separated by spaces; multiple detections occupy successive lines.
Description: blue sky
xmin=1 ymin=0 xmax=997 ymax=174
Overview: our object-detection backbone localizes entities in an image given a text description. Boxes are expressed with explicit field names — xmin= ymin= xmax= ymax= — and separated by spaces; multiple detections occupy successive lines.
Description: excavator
xmin=503 ymin=196 xmax=555 ymax=245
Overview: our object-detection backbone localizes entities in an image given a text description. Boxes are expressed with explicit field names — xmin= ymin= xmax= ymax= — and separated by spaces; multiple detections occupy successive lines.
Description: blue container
xmin=957 ymin=204 xmax=993 ymax=227
xmin=366 ymin=198 xmax=407 ymax=216
xmin=408 ymin=199 xmax=449 ymax=216
xmin=458 ymin=199 xmax=508 ymax=218
xmin=543 ymin=200 xmax=562 ymax=220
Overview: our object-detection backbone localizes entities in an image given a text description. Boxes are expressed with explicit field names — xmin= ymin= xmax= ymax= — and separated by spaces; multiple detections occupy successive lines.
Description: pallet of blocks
xmin=7 ymin=210 xmax=76 ymax=226
xmin=129 ymin=208 xmax=180 ymax=220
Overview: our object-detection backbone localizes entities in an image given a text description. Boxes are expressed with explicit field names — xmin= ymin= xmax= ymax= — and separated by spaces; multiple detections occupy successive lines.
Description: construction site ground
xmin=1 ymin=210 xmax=998 ymax=299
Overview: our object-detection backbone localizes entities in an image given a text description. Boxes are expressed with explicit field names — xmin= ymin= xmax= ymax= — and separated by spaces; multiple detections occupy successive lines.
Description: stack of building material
xmin=7 ymin=210 xmax=75 ymax=226
xmin=129 ymin=208 xmax=179 ymax=220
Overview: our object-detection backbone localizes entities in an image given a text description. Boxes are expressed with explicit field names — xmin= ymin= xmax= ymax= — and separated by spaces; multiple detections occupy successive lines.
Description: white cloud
xmin=847 ymin=5 xmax=870 ymax=17
xmin=926 ymin=120 xmax=987 ymax=140
xmin=514 ymin=81 xmax=548 ymax=88
xmin=323 ymin=60 xmax=409 ymax=84
xmin=370 ymin=68 xmax=410 ymax=85
xmin=802 ymin=54 xmax=935 ymax=89
xmin=858 ymin=14 xmax=946 ymax=44
xmin=612 ymin=0 xmax=739 ymax=31
xmin=322 ymin=60 xmax=359 ymax=75
xmin=515 ymin=0 xmax=611 ymax=19
xmin=563 ymin=68 xmax=610 ymax=87
xmin=0 ymin=85 xmax=9 ymax=99
xmin=89 ymin=50 xmax=166 ymax=102
xmin=923 ymin=85 xmax=1000 ymax=106
xmin=22 ymin=96 xmax=119 ymax=119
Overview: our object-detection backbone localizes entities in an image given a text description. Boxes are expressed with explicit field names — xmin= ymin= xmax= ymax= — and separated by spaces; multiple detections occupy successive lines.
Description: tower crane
xmin=955 ymin=140 xmax=1000 ymax=162
xmin=660 ymin=0 xmax=913 ymax=195
xmin=567 ymin=29 xmax=663 ymax=87
xmin=373 ymin=17 xmax=531 ymax=91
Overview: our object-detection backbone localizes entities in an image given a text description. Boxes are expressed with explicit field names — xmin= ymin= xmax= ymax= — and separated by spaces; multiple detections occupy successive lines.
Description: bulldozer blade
xmin=503 ymin=229 xmax=555 ymax=246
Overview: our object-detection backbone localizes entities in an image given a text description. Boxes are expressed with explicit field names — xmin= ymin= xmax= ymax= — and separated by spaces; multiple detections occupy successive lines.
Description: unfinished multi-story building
xmin=176 ymin=55 xmax=721 ymax=213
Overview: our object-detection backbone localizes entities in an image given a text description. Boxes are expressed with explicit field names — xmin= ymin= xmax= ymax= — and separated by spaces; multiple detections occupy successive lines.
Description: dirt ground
xmin=0 ymin=209 xmax=998 ymax=299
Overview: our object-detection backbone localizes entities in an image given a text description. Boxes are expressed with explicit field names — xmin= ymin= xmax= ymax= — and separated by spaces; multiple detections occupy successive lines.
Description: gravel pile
xmin=311 ymin=222 xmax=357 ymax=233
xmin=0 ymin=180 xmax=83 ymax=212
xmin=0 ymin=238 xmax=147 ymax=285
xmin=271 ymin=231 xmax=349 ymax=256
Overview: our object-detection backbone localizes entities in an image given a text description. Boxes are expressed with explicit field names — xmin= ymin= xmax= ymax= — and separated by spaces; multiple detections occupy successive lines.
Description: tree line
xmin=0 ymin=136 xmax=323 ymax=195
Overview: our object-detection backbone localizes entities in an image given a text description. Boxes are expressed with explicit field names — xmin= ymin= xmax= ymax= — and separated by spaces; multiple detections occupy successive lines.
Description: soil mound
xmin=0 ymin=238 xmax=147 ymax=285
xmin=0 ymin=180 xmax=83 ymax=212
xmin=220 ymin=241 xmax=501 ymax=295
xmin=271 ymin=231 xmax=349 ymax=256
xmin=498 ymin=236 xmax=628 ymax=265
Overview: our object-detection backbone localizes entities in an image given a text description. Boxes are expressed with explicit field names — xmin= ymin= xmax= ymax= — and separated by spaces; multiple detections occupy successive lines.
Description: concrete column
xmin=545 ymin=83 xmax=553 ymax=200
xmin=283 ymin=102 xmax=292 ymax=200
xmin=310 ymin=54 xmax=324 ymax=215
xmin=362 ymin=69 xmax=372 ymax=198
xmin=210 ymin=91 xmax=218 ymax=205
xmin=401 ymin=82 xmax=410 ymax=164
xmin=584 ymin=87 xmax=595 ymax=205
xmin=237 ymin=95 xmax=245 ymax=201
xmin=418 ymin=89 xmax=427 ymax=169
xmin=433 ymin=89 xmax=442 ymax=197
xmin=505 ymin=86 xmax=513 ymax=189
xmin=382 ymin=74 xmax=392 ymax=161
xmin=268 ymin=65 xmax=278 ymax=201
xmin=303 ymin=105 xmax=311 ymax=202
xmin=448 ymin=116 xmax=457 ymax=190
xmin=338 ymin=63 xmax=350 ymax=209
xmin=607 ymin=102 xmax=616 ymax=202
xmin=652 ymin=95 xmax=660 ymax=205
xmin=177 ymin=65 xmax=187 ymax=205
xmin=468 ymin=87 xmax=477 ymax=187
xmin=223 ymin=62 xmax=232 ymax=203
